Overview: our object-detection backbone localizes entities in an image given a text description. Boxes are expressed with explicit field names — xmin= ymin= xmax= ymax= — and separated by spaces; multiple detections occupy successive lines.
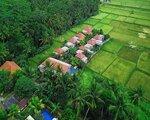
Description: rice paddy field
xmin=30 ymin=0 xmax=150 ymax=100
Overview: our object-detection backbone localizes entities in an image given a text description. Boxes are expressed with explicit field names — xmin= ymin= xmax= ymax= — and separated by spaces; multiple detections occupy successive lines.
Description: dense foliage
xmin=0 ymin=0 xmax=99 ymax=65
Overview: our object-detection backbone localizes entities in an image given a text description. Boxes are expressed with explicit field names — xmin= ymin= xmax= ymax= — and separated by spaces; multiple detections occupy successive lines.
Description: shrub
xmin=14 ymin=75 xmax=36 ymax=98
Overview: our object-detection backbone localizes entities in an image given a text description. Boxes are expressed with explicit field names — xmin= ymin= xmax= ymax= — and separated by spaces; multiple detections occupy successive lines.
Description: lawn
xmin=127 ymin=71 xmax=150 ymax=100
xmin=103 ymin=58 xmax=136 ymax=84
xmin=55 ymin=31 xmax=75 ymax=43
xmin=137 ymin=52 xmax=150 ymax=74
xmin=28 ymin=41 xmax=62 ymax=68
xmin=88 ymin=50 xmax=117 ymax=74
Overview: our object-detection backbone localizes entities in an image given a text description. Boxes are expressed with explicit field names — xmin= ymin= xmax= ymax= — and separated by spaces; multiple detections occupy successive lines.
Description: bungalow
xmin=18 ymin=99 xmax=28 ymax=110
xmin=76 ymin=33 xmax=85 ymax=41
xmin=38 ymin=57 xmax=78 ymax=75
xmin=55 ymin=48 xmax=64 ymax=55
xmin=82 ymin=26 xmax=93 ymax=35
xmin=93 ymin=34 xmax=104 ymax=41
xmin=87 ymin=38 xmax=97 ymax=46
xmin=3 ymin=95 xmax=18 ymax=110
xmin=69 ymin=36 xmax=79 ymax=44
xmin=0 ymin=61 xmax=21 ymax=73
xmin=79 ymin=46 xmax=85 ymax=51
xmin=75 ymin=53 xmax=88 ymax=63
xmin=66 ymin=42 xmax=75 ymax=48
xmin=61 ymin=46 xmax=69 ymax=52
xmin=76 ymin=50 xmax=84 ymax=54
xmin=84 ymin=44 xmax=93 ymax=50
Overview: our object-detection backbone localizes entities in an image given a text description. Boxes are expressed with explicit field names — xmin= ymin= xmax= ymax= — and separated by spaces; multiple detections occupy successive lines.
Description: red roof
xmin=0 ymin=61 xmax=21 ymax=73
xmin=79 ymin=46 xmax=85 ymax=51
xmin=87 ymin=38 xmax=97 ymax=46
xmin=93 ymin=34 xmax=103 ymax=41
xmin=42 ymin=57 xmax=71 ymax=73
xmin=18 ymin=99 xmax=28 ymax=110
xmin=76 ymin=33 xmax=85 ymax=40
xmin=55 ymin=48 xmax=64 ymax=55
xmin=69 ymin=36 xmax=79 ymax=44
xmin=82 ymin=26 xmax=93 ymax=35
xmin=75 ymin=53 xmax=86 ymax=60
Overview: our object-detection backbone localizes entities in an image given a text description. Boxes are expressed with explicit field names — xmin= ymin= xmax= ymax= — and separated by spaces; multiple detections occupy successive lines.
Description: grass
xmin=80 ymin=67 xmax=97 ymax=90
xmin=118 ymin=46 xmax=142 ymax=63
xmin=70 ymin=24 xmax=89 ymax=33
xmin=103 ymin=58 xmax=136 ymax=84
xmin=55 ymin=31 xmax=75 ymax=43
xmin=102 ymin=38 xmax=123 ymax=54
xmin=91 ymin=12 xmax=108 ymax=20
xmin=84 ymin=18 xmax=100 ymax=26
xmin=127 ymin=70 xmax=150 ymax=100
xmin=28 ymin=41 xmax=62 ymax=68
xmin=137 ymin=52 xmax=150 ymax=74
xmin=88 ymin=50 xmax=117 ymax=74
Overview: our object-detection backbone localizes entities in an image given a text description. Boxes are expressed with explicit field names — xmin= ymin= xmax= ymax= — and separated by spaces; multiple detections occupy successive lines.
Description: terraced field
xmin=30 ymin=0 xmax=150 ymax=100
xmin=83 ymin=0 xmax=150 ymax=100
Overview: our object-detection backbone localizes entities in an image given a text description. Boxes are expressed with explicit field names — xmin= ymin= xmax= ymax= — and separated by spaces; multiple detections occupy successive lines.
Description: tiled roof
xmin=76 ymin=33 xmax=85 ymax=40
xmin=75 ymin=53 xmax=86 ymax=60
xmin=87 ymin=38 xmax=97 ymax=46
xmin=55 ymin=48 xmax=64 ymax=55
xmin=69 ymin=36 xmax=79 ymax=44
xmin=0 ymin=61 xmax=21 ymax=73
xmin=93 ymin=34 xmax=104 ymax=41
xmin=41 ymin=57 xmax=71 ymax=73
xmin=82 ymin=26 xmax=93 ymax=35
xmin=18 ymin=99 xmax=28 ymax=110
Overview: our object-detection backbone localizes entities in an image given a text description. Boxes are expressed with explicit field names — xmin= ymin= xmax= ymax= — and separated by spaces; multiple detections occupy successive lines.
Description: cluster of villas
xmin=39 ymin=26 xmax=107 ymax=75
xmin=0 ymin=26 xmax=108 ymax=120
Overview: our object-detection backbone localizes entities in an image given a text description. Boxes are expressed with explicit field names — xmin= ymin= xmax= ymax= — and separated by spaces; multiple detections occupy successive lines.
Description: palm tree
xmin=8 ymin=104 xmax=20 ymax=120
xmin=28 ymin=96 xmax=45 ymax=114
xmin=129 ymin=86 xmax=144 ymax=105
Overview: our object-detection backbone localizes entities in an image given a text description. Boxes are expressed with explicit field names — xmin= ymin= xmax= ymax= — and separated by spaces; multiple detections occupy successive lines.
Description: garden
xmin=0 ymin=0 xmax=150 ymax=120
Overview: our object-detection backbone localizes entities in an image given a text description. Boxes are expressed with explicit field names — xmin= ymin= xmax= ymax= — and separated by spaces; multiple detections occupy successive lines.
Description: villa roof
xmin=75 ymin=53 xmax=86 ymax=60
xmin=0 ymin=61 xmax=21 ymax=73
xmin=76 ymin=33 xmax=85 ymax=40
xmin=55 ymin=48 xmax=64 ymax=55
xmin=66 ymin=42 xmax=75 ymax=47
xmin=79 ymin=46 xmax=85 ymax=51
xmin=69 ymin=36 xmax=79 ymax=44
xmin=18 ymin=99 xmax=28 ymax=110
xmin=87 ymin=38 xmax=97 ymax=46
xmin=76 ymin=50 xmax=84 ymax=54
xmin=42 ymin=57 xmax=71 ymax=73
xmin=82 ymin=26 xmax=93 ymax=35
xmin=93 ymin=34 xmax=104 ymax=41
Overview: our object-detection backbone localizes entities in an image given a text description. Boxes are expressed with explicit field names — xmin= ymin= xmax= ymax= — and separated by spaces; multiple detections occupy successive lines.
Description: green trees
xmin=14 ymin=76 xmax=36 ymax=98
xmin=0 ymin=0 xmax=100 ymax=64
xmin=0 ymin=70 xmax=10 ymax=93
xmin=0 ymin=109 xmax=7 ymax=120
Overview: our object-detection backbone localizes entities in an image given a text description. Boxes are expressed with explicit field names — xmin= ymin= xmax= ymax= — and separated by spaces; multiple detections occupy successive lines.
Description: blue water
xmin=41 ymin=109 xmax=54 ymax=120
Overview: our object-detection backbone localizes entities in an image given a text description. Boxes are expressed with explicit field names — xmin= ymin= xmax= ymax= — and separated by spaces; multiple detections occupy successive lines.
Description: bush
xmin=14 ymin=75 xmax=36 ymax=98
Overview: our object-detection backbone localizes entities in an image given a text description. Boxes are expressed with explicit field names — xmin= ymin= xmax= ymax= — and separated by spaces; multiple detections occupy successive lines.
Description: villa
xmin=76 ymin=33 xmax=85 ymax=40
xmin=75 ymin=53 xmax=88 ymax=63
xmin=82 ymin=26 xmax=93 ymax=35
xmin=0 ymin=61 xmax=21 ymax=73
xmin=38 ymin=57 xmax=77 ymax=74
